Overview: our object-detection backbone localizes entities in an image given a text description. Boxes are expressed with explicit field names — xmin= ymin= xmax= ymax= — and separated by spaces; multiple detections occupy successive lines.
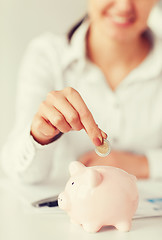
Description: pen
xmin=32 ymin=195 xmax=58 ymax=208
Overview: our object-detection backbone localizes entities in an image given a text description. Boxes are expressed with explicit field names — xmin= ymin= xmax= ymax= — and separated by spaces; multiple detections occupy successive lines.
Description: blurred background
xmin=0 ymin=0 xmax=162 ymax=151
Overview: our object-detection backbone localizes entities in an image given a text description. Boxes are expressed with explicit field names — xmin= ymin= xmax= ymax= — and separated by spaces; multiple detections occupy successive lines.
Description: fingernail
xmin=99 ymin=135 xmax=103 ymax=143
xmin=101 ymin=131 xmax=107 ymax=139
xmin=93 ymin=137 xmax=102 ymax=146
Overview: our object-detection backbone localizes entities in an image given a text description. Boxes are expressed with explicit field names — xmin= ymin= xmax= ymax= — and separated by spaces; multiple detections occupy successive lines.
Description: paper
xmin=134 ymin=180 xmax=162 ymax=219
xmin=134 ymin=197 xmax=162 ymax=219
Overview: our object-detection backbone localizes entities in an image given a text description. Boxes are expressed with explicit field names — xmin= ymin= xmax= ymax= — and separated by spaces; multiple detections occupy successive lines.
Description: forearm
xmin=0 ymin=36 xmax=58 ymax=183
xmin=79 ymin=150 xmax=150 ymax=179
xmin=109 ymin=151 xmax=149 ymax=179
xmin=1 ymin=125 xmax=55 ymax=184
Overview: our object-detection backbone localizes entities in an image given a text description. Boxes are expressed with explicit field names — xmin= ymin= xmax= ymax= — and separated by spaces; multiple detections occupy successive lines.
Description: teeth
xmin=113 ymin=16 xmax=131 ymax=24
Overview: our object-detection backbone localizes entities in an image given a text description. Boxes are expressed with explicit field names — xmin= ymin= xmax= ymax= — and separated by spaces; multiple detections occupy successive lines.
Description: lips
xmin=111 ymin=15 xmax=134 ymax=24
xmin=104 ymin=11 xmax=135 ymax=26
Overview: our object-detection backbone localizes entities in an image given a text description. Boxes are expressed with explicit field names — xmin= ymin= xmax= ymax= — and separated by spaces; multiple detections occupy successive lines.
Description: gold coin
xmin=95 ymin=139 xmax=111 ymax=157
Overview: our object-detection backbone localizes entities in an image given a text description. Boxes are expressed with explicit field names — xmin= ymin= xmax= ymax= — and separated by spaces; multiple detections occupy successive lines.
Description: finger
xmin=64 ymin=87 xmax=103 ymax=146
xmin=47 ymin=92 xmax=83 ymax=131
xmin=39 ymin=101 xmax=72 ymax=133
xmin=31 ymin=114 xmax=57 ymax=140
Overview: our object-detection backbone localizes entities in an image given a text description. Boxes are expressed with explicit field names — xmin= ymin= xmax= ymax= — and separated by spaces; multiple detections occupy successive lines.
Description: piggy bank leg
xmin=115 ymin=221 xmax=131 ymax=232
xmin=82 ymin=223 xmax=102 ymax=233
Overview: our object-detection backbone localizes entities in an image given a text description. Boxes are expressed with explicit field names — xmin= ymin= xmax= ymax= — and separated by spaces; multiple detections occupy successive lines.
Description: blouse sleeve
xmin=146 ymin=149 xmax=162 ymax=179
xmin=1 ymin=34 xmax=63 ymax=184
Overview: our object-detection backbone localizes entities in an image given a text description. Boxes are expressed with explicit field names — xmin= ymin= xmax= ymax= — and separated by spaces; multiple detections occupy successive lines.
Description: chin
xmin=105 ymin=31 xmax=131 ymax=43
xmin=100 ymin=18 xmax=136 ymax=43
xmin=102 ymin=24 xmax=137 ymax=43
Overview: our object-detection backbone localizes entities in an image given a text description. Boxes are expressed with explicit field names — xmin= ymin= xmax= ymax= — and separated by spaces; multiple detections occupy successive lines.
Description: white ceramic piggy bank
xmin=58 ymin=161 xmax=138 ymax=233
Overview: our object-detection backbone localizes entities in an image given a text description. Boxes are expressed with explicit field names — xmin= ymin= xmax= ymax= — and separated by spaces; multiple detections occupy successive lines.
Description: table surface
xmin=0 ymin=173 xmax=162 ymax=240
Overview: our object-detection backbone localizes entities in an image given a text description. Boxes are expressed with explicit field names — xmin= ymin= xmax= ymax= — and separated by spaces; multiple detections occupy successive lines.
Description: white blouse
xmin=1 ymin=21 xmax=162 ymax=186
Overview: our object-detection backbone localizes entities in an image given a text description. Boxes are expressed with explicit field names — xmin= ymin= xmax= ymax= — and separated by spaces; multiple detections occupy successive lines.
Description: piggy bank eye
xmin=72 ymin=182 xmax=74 ymax=185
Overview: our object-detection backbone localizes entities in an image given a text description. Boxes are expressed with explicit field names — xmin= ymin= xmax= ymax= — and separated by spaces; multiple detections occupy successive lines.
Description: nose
xmin=58 ymin=192 xmax=69 ymax=210
xmin=58 ymin=193 xmax=64 ymax=206
xmin=58 ymin=196 xmax=63 ymax=202
xmin=117 ymin=0 xmax=133 ymax=13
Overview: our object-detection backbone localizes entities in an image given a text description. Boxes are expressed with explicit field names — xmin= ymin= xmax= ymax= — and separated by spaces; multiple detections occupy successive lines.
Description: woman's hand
xmin=31 ymin=87 xmax=106 ymax=145
xmin=79 ymin=150 xmax=149 ymax=179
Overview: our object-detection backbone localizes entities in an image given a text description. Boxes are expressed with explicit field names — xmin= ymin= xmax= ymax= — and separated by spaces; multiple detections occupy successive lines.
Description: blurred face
xmin=88 ymin=0 xmax=158 ymax=42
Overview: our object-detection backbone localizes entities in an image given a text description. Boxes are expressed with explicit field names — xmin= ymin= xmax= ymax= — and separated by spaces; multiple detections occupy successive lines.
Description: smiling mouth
xmin=112 ymin=15 xmax=134 ymax=24
xmin=104 ymin=12 xmax=135 ymax=26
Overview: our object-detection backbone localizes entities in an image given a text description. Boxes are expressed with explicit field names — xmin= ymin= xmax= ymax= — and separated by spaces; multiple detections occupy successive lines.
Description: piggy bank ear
xmin=69 ymin=161 xmax=85 ymax=176
xmin=87 ymin=168 xmax=102 ymax=188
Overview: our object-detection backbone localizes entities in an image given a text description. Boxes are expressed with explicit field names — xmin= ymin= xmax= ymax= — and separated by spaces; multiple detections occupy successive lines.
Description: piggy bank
xmin=58 ymin=161 xmax=138 ymax=233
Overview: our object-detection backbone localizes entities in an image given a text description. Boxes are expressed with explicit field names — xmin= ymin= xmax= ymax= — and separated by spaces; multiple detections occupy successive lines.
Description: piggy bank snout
xmin=58 ymin=192 xmax=70 ymax=210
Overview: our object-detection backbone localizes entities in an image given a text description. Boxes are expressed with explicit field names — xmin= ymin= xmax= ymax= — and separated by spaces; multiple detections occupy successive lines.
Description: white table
xmin=0 ymin=175 xmax=162 ymax=240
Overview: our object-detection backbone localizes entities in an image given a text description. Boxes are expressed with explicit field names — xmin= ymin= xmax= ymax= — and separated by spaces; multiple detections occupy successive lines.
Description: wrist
xmin=30 ymin=130 xmax=63 ymax=145
xmin=139 ymin=155 xmax=149 ymax=179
